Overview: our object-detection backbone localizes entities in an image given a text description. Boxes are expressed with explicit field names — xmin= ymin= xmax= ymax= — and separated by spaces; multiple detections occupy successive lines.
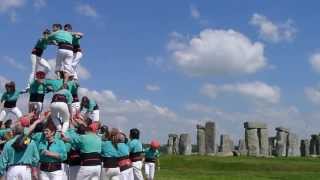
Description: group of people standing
xmin=0 ymin=23 xmax=161 ymax=180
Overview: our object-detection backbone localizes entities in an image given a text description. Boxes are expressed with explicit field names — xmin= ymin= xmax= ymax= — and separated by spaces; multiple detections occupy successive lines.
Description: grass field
xmin=155 ymin=155 xmax=320 ymax=180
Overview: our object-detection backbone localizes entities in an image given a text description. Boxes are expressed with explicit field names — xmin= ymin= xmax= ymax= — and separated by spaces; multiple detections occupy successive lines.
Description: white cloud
xmin=2 ymin=56 xmax=26 ymax=70
xmin=309 ymin=53 xmax=320 ymax=73
xmin=0 ymin=0 xmax=25 ymax=12
xmin=305 ymin=87 xmax=320 ymax=104
xmin=201 ymin=81 xmax=281 ymax=104
xmin=33 ymin=0 xmax=46 ymax=8
xmin=146 ymin=84 xmax=160 ymax=92
xmin=250 ymin=13 xmax=297 ymax=43
xmin=190 ymin=4 xmax=200 ymax=19
xmin=169 ymin=29 xmax=267 ymax=76
xmin=75 ymin=4 xmax=98 ymax=18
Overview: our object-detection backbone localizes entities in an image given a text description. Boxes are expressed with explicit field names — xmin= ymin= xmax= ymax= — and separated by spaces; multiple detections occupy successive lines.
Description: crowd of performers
xmin=0 ymin=23 xmax=160 ymax=180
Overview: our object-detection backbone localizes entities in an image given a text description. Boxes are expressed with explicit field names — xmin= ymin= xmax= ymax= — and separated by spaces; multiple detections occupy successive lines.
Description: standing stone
xmin=275 ymin=127 xmax=289 ymax=157
xmin=259 ymin=129 xmax=269 ymax=156
xmin=245 ymin=128 xmax=259 ymax=156
xmin=179 ymin=134 xmax=192 ymax=155
xmin=172 ymin=134 xmax=179 ymax=154
xmin=205 ymin=122 xmax=216 ymax=154
xmin=167 ymin=134 xmax=179 ymax=155
xmin=238 ymin=139 xmax=247 ymax=156
xmin=310 ymin=134 xmax=319 ymax=155
xmin=220 ymin=134 xmax=234 ymax=153
xmin=287 ymin=133 xmax=300 ymax=157
xmin=197 ymin=125 xmax=206 ymax=155
xmin=300 ymin=139 xmax=310 ymax=157
xmin=268 ymin=137 xmax=276 ymax=156
xmin=167 ymin=134 xmax=174 ymax=154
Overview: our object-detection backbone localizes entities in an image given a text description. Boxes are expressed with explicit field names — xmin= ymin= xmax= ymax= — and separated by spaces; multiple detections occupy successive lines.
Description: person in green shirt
xmin=0 ymin=123 xmax=40 ymax=180
xmin=80 ymin=96 xmax=100 ymax=122
xmin=0 ymin=81 xmax=24 ymax=124
xmin=144 ymin=140 xmax=161 ymax=180
xmin=128 ymin=128 xmax=144 ymax=180
xmin=27 ymin=29 xmax=52 ymax=90
xmin=67 ymin=78 xmax=80 ymax=116
xmin=50 ymin=86 xmax=73 ymax=133
xmin=64 ymin=24 xmax=84 ymax=81
xmin=28 ymin=71 xmax=48 ymax=116
xmin=38 ymin=117 xmax=67 ymax=180
xmin=75 ymin=122 xmax=102 ymax=180
xmin=48 ymin=23 xmax=75 ymax=85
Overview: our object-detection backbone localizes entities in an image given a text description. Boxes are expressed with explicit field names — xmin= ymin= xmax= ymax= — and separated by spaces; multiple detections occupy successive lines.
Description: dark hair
xmin=101 ymin=125 xmax=109 ymax=140
xmin=43 ymin=29 xmax=51 ymax=35
xmin=52 ymin=23 xmax=62 ymax=30
xmin=130 ymin=128 xmax=140 ymax=139
xmin=64 ymin=24 xmax=72 ymax=31
xmin=43 ymin=117 xmax=57 ymax=132
xmin=34 ymin=122 xmax=44 ymax=133
xmin=5 ymin=81 xmax=16 ymax=92
xmin=4 ymin=119 xmax=12 ymax=129
xmin=12 ymin=135 xmax=29 ymax=152
xmin=77 ymin=124 xmax=86 ymax=135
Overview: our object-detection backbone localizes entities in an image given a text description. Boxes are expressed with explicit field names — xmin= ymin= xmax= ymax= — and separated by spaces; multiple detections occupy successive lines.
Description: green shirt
xmin=67 ymin=80 xmax=79 ymax=96
xmin=128 ymin=139 xmax=143 ymax=154
xmin=101 ymin=140 xmax=119 ymax=158
xmin=48 ymin=30 xmax=73 ymax=44
xmin=34 ymin=38 xmax=49 ymax=50
xmin=0 ymin=128 xmax=11 ymax=139
xmin=30 ymin=80 xmax=46 ymax=94
xmin=38 ymin=138 xmax=67 ymax=163
xmin=1 ymin=91 xmax=20 ymax=103
xmin=76 ymin=133 xmax=101 ymax=154
xmin=83 ymin=100 xmax=97 ymax=112
xmin=53 ymin=89 xmax=73 ymax=105
xmin=45 ymin=79 xmax=63 ymax=92
xmin=144 ymin=148 xmax=160 ymax=159
xmin=72 ymin=34 xmax=81 ymax=46
xmin=0 ymin=136 xmax=39 ymax=176
xmin=64 ymin=128 xmax=79 ymax=152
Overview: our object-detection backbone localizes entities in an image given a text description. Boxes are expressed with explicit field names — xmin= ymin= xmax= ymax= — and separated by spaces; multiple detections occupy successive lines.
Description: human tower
xmin=0 ymin=24 xmax=160 ymax=180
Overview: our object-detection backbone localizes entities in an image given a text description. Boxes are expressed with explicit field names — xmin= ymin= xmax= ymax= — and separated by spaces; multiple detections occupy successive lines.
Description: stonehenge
xmin=197 ymin=125 xmax=206 ymax=155
xmin=244 ymin=121 xmax=269 ymax=156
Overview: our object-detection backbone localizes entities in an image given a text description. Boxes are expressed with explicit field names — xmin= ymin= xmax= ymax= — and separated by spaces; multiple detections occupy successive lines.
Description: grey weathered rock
xmin=167 ymin=134 xmax=179 ymax=155
xmin=268 ymin=137 xmax=276 ymax=156
xmin=275 ymin=128 xmax=289 ymax=157
xmin=300 ymin=139 xmax=310 ymax=157
xmin=196 ymin=125 xmax=206 ymax=155
xmin=205 ymin=122 xmax=216 ymax=154
xmin=244 ymin=122 xmax=267 ymax=129
xmin=179 ymin=133 xmax=192 ymax=155
xmin=275 ymin=127 xmax=289 ymax=133
xmin=245 ymin=128 xmax=259 ymax=156
xmin=238 ymin=139 xmax=247 ymax=156
xmin=310 ymin=134 xmax=320 ymax=155
xmin=259 ymin=129 xmax=269 ymax=156
xmin=219 ymin=134 xmax=234 ymax=153
xmin=287 ymin=133 xmax=300 ymax=157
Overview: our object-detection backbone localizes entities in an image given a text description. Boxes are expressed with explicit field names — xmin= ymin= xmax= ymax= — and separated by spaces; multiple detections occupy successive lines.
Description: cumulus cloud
xmin=250 ymin=13 xmax=297 ymax=43
xmin=305 ymin=87 xmax=320 ymax=104
xmin=309 ymin=53 xmax=320 ymax=73
xmin=75 ymin=4 xmax=98 ymax=18
xmin=33 ymin=0 xmax=46 ymax=8
xmin=2 ymin=56 xmax=26 ymax=70
xmin=190 ymin=4 xmax=200 ymax=19
xmin=0 ymin=0 xmax=25 ymax=22
xmin=169 ymin=29 xmax=267 ymax=76
xmin=200 ymin=81 xmax=281 ymax=104
xmin=145 ymin=84 xmax=160 ymax=92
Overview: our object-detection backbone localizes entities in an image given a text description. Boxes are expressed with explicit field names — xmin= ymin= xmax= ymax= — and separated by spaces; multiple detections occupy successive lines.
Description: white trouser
xmin=28 ymin=54 xmax=51 ymax=87
xmin=132 ymin=161 xmax=143 ymax=180
xmin=50 ymin=102 xmax=70 ymax=133
xmin=69 ymin=165 xmax=80 ymax=180
xmin=6 ymin=165 xmax=32 ymax=180
xmin=40 ymin=170 xmax=67 ymax=180
xmin=76 ymin=165 xmax=101 ymax=180
xmin=87 ymin=110 xmax=99 ymax=122
xmin=56 ymin=49 xmax=75 ymax=75
xmin=0 ymin=107 xmax=22 ymax=123
xmin=72 ymin=52 xmax=83 ymax=80
xmin=72 ymin=102 xmax=80 ymax=116
xmin=119 ymin=168 xmax=134 ymax=180
xmin=101 ymin=167 xmax=120 ymax=180
xmin=144 ymin=163 xmax=155 ymax=180
xmin=29 ymin=102 xmax=43 ymax=114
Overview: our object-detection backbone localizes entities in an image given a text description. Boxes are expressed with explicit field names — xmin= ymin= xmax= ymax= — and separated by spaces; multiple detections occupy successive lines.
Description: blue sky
xmin=1 ymin=0 xmax=320 ymax=143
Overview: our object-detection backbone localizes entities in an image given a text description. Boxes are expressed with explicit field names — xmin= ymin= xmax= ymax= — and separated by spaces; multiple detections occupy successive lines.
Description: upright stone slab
xmin=275 ymin=127 xmax=289 ymax=157
xmin=245 ymin=128 xmax=259 ymax=156
xmin=238 ymin=139 xmax=247 ymax=156
xmin=287 ymin=133 xmax=300 ymax=157
xmin=220 ymin=134 xmax=234 ymax=153
xmin=300 ymin=139 xmax=310 ymax=157
xmin=259 ymin=128 xmax=269 ymax=156
xmin=167 ymin=134 xmax=174 ymax=154
xmin=268 ymin=137 xmax=276 ymax=156
xmin=179 ymin=133 xmax=192 ymax=155
xmin=310 ymin=135 xmax=319 ymax=155
xmin=172 ymin=134 xmax=179 ymax=154
xmin=197 ymin=125 xmax=206 ymax=155
xmin=205 ymin=122 xmax=216 ymax=154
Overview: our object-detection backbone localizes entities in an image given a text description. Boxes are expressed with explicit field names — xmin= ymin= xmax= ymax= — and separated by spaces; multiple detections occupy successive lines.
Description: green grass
xmin=155 ymin=155 xmax=320 ymax=180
